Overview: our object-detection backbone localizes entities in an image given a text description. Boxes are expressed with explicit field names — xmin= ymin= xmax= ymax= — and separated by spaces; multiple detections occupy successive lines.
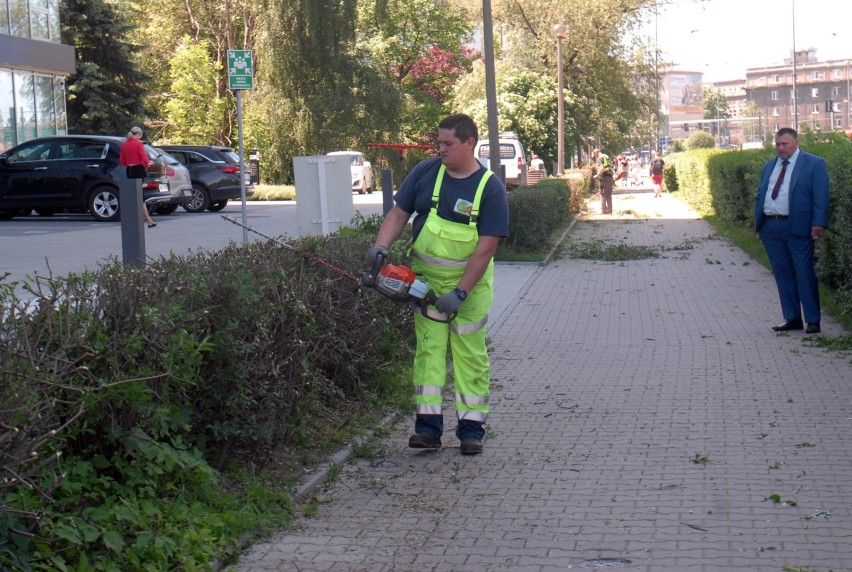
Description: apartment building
xmin=745 ymin=49 xmax=851 ymax=135
xmin=0 ymin=0 xmax=75 ymax=152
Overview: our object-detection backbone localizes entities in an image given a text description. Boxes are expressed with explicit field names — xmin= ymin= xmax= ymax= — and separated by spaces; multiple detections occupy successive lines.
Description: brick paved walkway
xmin=232 ymin=189 xmax=852 ymax=571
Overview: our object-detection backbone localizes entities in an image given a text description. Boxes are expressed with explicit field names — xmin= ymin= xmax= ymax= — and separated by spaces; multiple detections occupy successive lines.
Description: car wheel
xmin=183 ymin=184 xmax=210 ymax=213
xmin=89 ymin=187 xmax=121 ymax=222
xmin=207 ymin=199 xmax=229 ymax=212
xmin=0 ymin=208 xmax=21 ymax=220
xmin=157 ymin=204 xmax=179 ymax=215
xmin=35 ymin=209 xmax=58 ymax=216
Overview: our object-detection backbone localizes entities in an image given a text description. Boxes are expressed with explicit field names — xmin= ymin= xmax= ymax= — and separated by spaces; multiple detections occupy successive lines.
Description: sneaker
xmin=409 ymin=432 xmax=441 ymax=449
xmin=460 ymin=436 xmax=483 ymax=455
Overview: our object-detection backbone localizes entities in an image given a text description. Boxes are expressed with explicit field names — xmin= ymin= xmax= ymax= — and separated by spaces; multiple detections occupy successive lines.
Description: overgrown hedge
xmin=1 ymin=226 xmax=415 ymax=570
xmin=664 ymin=137 xmax=852 ymax=317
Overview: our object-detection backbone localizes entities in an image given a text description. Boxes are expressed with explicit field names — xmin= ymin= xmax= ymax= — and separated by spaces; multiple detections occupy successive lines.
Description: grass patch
xmin=248 ymin=184 xmax=296 ymax=201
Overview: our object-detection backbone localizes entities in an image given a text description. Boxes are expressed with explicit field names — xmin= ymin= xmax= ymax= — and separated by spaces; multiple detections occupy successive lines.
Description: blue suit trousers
xmin=759 ymin=217 xmax=820 ymax=324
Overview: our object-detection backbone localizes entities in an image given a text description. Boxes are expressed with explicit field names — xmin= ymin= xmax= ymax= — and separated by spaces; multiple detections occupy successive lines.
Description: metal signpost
xmin=227 ymin=49 xmax=254 ymax=244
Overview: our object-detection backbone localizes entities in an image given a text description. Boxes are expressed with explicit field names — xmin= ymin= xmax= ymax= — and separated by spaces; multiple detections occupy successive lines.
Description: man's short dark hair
xmin=439 ymin=114 xmax=478 ymax=143
xmin=776 ymin=127 xmax=798 ymax=140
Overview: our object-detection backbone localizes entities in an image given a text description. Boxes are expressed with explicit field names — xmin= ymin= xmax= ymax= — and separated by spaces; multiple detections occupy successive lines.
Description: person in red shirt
xmin=120 ymin=126 xmax=156 ymax=228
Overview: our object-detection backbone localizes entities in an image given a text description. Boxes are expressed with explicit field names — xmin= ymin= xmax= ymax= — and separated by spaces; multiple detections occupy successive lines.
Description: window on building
xmin=771 ymin=91 xmax=779 ymax=101
xmin=30 ymin=0 xmax=50 ymax=39
xmin=832 ymin=86 xmax=840 ymax=96
xmin=772 ymin=107 xmax=780 ymax=116
xmin=0 ymin=70 xmax=15 ymax=152
xmin=833 ymin=69 xmax=842 ymax=79
xmin=14 ymin=71 xmax=37 ymax=142
xmin=35 ymin=75 xmax=56 ymax=137
xmin=811 ymin=104 xmax=820 ymax=114
xmin=54 ymin=78 xmax=67 ymax=135
xmin=772 ymin=74 xmax=780 ymax=83
xmin=811 ymin=87 xmax=819 ymax=98
xmin=835 ymin=118 xmax=843 ymax=128
xmin=811 ymin=71 xmax=819 ymax=80
xmin=832 ymin=102 xmax=841 ymax=113
xmin=8 ymin=0 xmax=30 ymax=37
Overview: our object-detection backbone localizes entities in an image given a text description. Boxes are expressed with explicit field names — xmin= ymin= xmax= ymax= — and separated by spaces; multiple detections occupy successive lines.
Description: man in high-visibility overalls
xmin=367 ymin=114 xmax=509 ymax=455
xmin=593 ymin=148 xmax=614 ymax=214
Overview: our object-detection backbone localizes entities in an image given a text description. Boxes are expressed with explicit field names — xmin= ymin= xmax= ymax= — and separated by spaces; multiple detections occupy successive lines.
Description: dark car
xmin=0 ymin=135 xmax=171 ymax=222
xmin=156 ymin=145 xmax=253 ymax=213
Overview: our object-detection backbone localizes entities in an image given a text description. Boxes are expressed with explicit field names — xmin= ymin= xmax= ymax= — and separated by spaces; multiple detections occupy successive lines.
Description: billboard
xmin=668 ymin=73 xmax=704 ymax=114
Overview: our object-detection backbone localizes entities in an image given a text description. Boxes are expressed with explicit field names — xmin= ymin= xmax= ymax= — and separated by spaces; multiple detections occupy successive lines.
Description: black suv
xmin=0 ymin=135 xmax=172 ymax=222
xmin=156 ymin=145 xmax=253 ymax=213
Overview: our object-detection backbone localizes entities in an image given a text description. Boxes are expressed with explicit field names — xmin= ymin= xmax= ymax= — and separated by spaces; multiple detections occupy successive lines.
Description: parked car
xmin=473 ymin=132 xmax=527 ymax=186
xmin=153 ymin=148 xmax=194 ymax=215
xmin=156 ymin=145 xmax=253 ymax=212
xmin=327 ymin=151 xmax=374 ymax=194
xmin=0 ymin=135 xmax=171 ymax=222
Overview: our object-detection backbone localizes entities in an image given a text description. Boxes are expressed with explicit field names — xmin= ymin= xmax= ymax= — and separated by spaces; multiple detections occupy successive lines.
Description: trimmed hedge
xmin=666 ymin=141 xmax=852 ymax=317
xmin=503 ymin=175 xmax=588 ymax=252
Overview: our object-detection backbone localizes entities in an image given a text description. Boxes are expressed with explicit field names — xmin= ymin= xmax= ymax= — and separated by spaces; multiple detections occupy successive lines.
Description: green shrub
xmin=685 ymin=130 xmax=716 ymax=150
xmin=503 ymin=178 xmax=572 ymax=252
xmin=0 ymin=220 xmax=414 ymax=570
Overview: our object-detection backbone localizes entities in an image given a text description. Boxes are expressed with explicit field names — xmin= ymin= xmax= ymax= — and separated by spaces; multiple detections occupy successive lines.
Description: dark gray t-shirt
xmin=394 ymin=157 xmax=509 ymax=241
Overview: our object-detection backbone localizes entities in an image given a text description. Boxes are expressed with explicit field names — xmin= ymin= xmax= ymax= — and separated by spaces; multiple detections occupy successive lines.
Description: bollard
xmin=381 ymin=169 xmax=394 ymax=215
xmin=520 ymin=163 xmax=528 ymax=186
xmin=119 ymin=179 xmax=146 ymax=268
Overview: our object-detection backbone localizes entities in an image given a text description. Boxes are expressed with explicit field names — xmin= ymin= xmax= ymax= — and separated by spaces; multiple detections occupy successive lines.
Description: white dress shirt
xmin=763 ymin=147 xmax=801 ymax=216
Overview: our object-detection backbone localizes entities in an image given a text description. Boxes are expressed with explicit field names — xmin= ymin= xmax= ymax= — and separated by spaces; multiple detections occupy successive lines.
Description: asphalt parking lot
xmin=1 ymin=194 xmax=387 ymax=298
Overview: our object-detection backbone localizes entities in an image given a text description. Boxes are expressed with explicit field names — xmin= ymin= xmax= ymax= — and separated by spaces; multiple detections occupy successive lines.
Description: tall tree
xmin=357 ymin=0 xmax=476 ymax=143
xmin=132 ymin=0 xmax=256 ymax=143
xmin=256 ymin=0 xmax=399 ymax=183
xmin=61 ymin=0 xmax=150 ymax=134
xmin=161 ymin=38 xmax=228 ymax=143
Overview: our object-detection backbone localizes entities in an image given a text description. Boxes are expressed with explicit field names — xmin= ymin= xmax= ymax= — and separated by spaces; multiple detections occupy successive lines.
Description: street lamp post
xmin=553 ymin=24 xmax=567 ymax=175
xmin=791 ymin=0 xmax=799 ymax=130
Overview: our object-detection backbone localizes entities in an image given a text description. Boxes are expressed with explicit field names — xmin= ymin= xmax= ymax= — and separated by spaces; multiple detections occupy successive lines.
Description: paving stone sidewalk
xmin=232 ymin=189 xmax=852 ymax=571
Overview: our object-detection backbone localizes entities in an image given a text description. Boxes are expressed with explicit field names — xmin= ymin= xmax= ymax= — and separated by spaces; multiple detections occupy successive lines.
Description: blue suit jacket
xmin=754 ymin=149 xmax=830 ymax=236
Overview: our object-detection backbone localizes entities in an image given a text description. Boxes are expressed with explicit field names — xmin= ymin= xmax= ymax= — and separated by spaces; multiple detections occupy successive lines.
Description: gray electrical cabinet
xmin=293 ymin=155 xmax=355 ymax=237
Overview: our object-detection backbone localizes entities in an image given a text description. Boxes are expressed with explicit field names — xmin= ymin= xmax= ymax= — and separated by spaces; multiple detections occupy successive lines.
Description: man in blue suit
xmin=754 ymin=127 xmax=830 ymax=334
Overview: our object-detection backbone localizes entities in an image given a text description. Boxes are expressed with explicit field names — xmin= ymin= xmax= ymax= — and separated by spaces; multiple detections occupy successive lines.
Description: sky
xmin=641 ymin=0 xmax=852 ymax=83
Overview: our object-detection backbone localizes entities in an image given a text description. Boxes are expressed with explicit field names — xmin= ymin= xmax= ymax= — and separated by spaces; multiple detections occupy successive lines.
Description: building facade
xmin=745 ymin=49 xmax=851 ymax=136
xmin=0 ymin=0 xmax=75 ymax=152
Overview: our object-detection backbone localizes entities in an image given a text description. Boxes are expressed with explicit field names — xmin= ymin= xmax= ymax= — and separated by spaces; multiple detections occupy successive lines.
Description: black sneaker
xmin=409 ymin=433 xmax=442 ymax=449
xmin=460 ymin=436 xmax=483 ymax=455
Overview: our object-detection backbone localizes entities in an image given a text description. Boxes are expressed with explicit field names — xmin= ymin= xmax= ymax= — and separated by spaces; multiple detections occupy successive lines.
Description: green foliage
xmin=685 ymin=130 xmax=717 ymax=150
xmin=161 ymin=38 xmax=229 ymax=144
xmin=0 ymin=223 xmax=415 ymax=568
xmin=501 ymin=178 xmax=580 ymax=254
xmin=452 ymin=62 xmax=573 ymax=167
xmin=61 ymin=0 xmax=151 ymax=134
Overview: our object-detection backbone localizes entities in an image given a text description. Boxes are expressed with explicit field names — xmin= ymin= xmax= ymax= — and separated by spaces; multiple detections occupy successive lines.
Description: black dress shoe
xmin=772 ymin=319 xmax=803 ymax=332
xmin=805 ymin=322 xmax=821 ymax=334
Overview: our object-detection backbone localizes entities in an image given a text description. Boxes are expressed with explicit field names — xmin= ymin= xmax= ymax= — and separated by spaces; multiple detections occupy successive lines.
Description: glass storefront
xmin=2 ymin=0 xmax=60 ymax=40
xmin=0 ymin=0 xmax=69 ymax=151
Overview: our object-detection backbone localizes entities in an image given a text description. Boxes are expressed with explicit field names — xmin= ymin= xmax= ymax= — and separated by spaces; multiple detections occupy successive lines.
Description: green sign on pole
xmin=227 ymin=50 xmax=254 ymax=90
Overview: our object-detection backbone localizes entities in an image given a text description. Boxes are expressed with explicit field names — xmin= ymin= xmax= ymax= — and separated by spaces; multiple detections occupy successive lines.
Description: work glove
xmin=434 ymin=290 xmax=464 ymax=315
xmin=365 ymin=245 xmax=388 ymax=268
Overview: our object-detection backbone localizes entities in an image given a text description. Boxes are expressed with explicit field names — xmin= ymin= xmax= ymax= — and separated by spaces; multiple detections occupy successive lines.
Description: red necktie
xmin=771 ymin=159 xmax=789 ymax=200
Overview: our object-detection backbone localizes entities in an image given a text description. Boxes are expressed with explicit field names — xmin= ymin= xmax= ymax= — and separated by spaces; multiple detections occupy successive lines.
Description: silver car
xmin=153 ymin=148 xmax=194 ymax=215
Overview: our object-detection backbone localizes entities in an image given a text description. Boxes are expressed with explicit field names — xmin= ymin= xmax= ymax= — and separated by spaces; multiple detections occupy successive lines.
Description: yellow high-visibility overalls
xmin=410 ymin=164 xmax=494 ymax=438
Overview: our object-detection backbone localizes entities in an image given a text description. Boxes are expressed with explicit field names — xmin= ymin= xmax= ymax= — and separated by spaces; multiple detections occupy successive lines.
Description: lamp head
xmin=553 ymin=24 xmax=567 ymax=39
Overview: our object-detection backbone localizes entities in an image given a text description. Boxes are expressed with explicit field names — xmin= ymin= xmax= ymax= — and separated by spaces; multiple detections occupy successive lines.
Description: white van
xmin=473 ymin=132 xmax=527 ymax=186
xmin=327 ymin=151 xmax=374 ymax=194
